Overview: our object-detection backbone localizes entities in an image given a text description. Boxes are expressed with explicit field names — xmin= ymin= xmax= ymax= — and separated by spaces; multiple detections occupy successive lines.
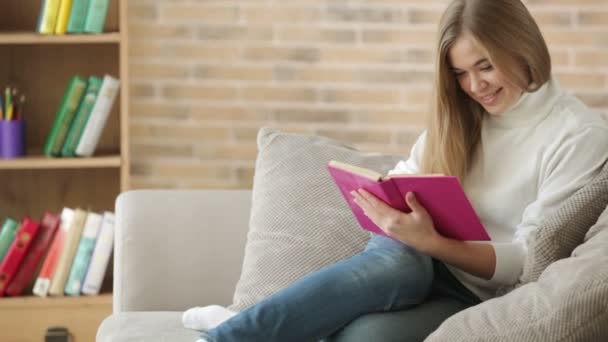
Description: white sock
xmin=182 ymin=305 xmax=237 ymax=331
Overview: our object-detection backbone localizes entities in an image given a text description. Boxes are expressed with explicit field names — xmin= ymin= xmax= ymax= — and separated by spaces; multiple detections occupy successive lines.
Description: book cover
xmin=54 ymin=0 xmax=74 ymax=34
xmin=43 ymin=75 xmax=87 ymax=157
xmin=65 ymin=212 xmax=102 ymax=296
xmin=0 ymin=218 xmax=41 ymax=296
xmin=6 ymin=213 xmax=60 ymax=296
xmin=75 ymin=74 xmax=120 ymax=157
xmin=82 ymin=211 xmax=114 ymax=295
xmin=0 ymin=218 xmax=19 ymax=264
xmin=83 ymin=0 xmax=110 ymax=34
xmin=327 ymin=160 xmax=491 ymax=241
xmin=32 ymin=208 xmax=75 ymax=297
xmin=67 ymin=0 xmax=90 ymax=33
xmin=48 ymin=208 xmax=88 ymax=296
xmin=61 ymin=76 xmax=103 ymax=157
xmin=37 ymin=0 xmax=62 ymax=34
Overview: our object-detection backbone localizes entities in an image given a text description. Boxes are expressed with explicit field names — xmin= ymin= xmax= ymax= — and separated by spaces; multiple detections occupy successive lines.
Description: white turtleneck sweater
xmin=388 ymin=78 xmax=608 ymax=300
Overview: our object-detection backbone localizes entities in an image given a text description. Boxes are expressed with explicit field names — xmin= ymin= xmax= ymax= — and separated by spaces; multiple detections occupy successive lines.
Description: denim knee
xmin=351 ymin=243 xmax=433 ymax=310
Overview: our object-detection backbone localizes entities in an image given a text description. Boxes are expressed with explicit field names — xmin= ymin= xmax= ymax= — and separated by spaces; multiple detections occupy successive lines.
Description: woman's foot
xmin=182 ymin=305 xmax=237 ymax=331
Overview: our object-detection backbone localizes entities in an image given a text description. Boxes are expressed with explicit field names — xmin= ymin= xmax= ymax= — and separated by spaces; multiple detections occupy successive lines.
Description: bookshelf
xmin=0 ymin=1 xmax=128 ymax=341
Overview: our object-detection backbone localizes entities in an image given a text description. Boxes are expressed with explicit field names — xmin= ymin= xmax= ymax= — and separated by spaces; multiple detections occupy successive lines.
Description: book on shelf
xmin=43 ymin=75 xmax=87 ymax=157
xmin=48 ymin=208 xmax=87 ymax=296
xmin=65 ymin=212 xmax=102 ymax=296
xmin=67 ymin=0 xmax=91 ymax=33
xmin=82 ymin=211 xmax=114 ymax=295
xmin=37 ymin=0 xmax=109 ymax=35
xmin=0 ymin=218 xmax=41 ymax=296
xmin=0 ymin=218 xmax=19 ymax=264
xmin=54 ymin=0 xmax=74 ymax=34
xmin=32 ymin=208 xmax=75 ymax=297
xmin=75 ymin=74 xmax=120 ymax=157
xmin=61 ymin=76 xmax=103 ymax=157
xmin=6 ymin=213 xmax=60 ymax=297
xmin=327 ymin=160 xmax=491 ymax=241
xmin=83 ymin=0 xmax=110 ymax=34
xmin=37 ymin=0 xmax=62 ymax=35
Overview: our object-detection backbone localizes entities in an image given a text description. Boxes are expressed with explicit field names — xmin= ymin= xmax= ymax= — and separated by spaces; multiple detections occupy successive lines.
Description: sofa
xmin=98 ymin=128 xmax=608 ymax=341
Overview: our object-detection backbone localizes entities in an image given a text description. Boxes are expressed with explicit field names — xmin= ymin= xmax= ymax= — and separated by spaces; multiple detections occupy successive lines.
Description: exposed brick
xmin=316 ymin=129 xmax=392 ymax=145
xmin=321 ymin=47 xmax=403 ymax=64
xmin=243 ymin=46 xmax=320 ymax=63
xmin=161 ymin=4 xmax=238 ymax=22
xmin=278 ymin=27 xmax=357 ymax=44
xmin=131 ymin=63 xmax=190 ymax=79
xmin=272 ymin=108 xmax=352 ymax=123
xmin=194 ymin=144 xmax=258 ymax=161
xmin=194 ymin=65 xmax=274 ymax=81
xmin=322 ymin=88 xmax=401 ymax=105
xmin=196 ymin=25 xmax=273 ymax=41
xmin=326 ymin=5 xmax=405 ymax=23
xmin=127 ymin=1 xmax=607 ymax=190
xmin=129 ymin=5 xmax=158 ymax=20
xmin=361 ymin=29 xmax=437 ymax=45
xmin=241 ymin=86 xmax=317 ymax=102
xmin=161 ymin=85 xmax=237 ymax=101
xmin=129 ymin=24 xmax=193 ymax=39
xmin=273 ymin=66 xmax=356 ymax=83
xmin=574 ymin=51 xmax=608 ymax=68
xmin=243 ymin=7 xmax=320 ymax=23
xmin=578 ymin=11 xmax=608 ymax=27
xmin=164 ymin=44 xmax=239 ymax=61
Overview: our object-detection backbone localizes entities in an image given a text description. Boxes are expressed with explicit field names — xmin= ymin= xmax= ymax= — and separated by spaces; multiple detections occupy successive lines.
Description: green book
xmin=83 ymin=0 xmax=109 ymax=34
xmin=43 ymin=75 xmax=87 ymax=157
xmin=0 ymin=218 xmax=19 ymax=265
xmin=61 ymin=76 xmax=102 ymax=157
xmin=67 ymin=0 xmax=91 ymax=33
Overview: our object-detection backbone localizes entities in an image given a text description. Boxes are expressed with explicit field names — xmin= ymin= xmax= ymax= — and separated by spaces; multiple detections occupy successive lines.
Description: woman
xmin=187 ymin=0 xmax=608 ymax=341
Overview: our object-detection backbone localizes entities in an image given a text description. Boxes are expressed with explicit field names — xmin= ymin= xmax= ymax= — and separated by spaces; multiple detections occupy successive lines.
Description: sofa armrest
xmin=113 ymin=189 xmax=251 ymax=313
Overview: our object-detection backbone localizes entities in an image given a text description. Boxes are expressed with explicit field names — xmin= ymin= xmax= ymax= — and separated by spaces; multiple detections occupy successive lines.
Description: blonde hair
xmin=421 ymin=0 xmax=551 ymax=181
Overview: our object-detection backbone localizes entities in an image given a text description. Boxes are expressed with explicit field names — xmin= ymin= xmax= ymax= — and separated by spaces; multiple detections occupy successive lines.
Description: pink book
xmin=327 ymin=160 xmax=491 ymax=241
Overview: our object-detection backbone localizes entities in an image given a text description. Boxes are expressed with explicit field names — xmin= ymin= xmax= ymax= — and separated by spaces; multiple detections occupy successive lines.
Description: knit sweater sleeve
xmin=490 ymin=124 xmax=608 ymax=286
xmin=387 ymin=131 xmax=426 ymax=176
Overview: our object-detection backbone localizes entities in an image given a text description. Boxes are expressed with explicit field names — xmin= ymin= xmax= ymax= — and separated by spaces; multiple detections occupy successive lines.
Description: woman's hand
xmin=351 ymin=189 xmax=441 ymax=252
xmin=352 ymin=189 xmax=497 ymax=279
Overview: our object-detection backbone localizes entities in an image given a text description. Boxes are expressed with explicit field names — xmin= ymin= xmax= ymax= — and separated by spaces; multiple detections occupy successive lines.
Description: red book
xmin=32 ymin=208 xmax=74 ymax=297
xmin=6 ymin=213 xmax=60 ymax=296
xmin=327 ymin=160 xmax=491 ymax=241
xmin=0 ymin=217 xmax=41 ymax=296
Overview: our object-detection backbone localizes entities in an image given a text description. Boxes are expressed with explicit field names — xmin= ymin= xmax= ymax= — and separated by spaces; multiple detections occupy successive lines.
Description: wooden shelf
xmin=0 ymin=294 xmax=112 ymax=342
xmin=0 ymin=32 xmax=121 ymax=44
xmin=0 ymin=293 xmax=112 ymax=308
xmin=0 ymin=155 xmax=122 ymax=170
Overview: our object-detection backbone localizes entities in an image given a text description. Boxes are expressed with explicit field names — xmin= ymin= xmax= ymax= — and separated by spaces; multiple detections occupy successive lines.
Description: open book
xmin=327 ymin=160 xmax=491 ymax=241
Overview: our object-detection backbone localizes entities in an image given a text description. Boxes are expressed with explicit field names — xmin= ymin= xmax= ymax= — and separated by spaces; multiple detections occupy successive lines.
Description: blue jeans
xmin=201 ymin=235 xmax=479 ymax=342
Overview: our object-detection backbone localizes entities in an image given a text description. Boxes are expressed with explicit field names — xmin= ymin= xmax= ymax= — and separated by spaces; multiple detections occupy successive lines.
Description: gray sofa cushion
xmin=229 ymin=128 xmax=402 ymax=311
xmin=97 ymin=312 xmax=199 ymax=342
xmin=426 ymin=205 xmax=608 ymax=341
xmin=516 ymin=161 xmax=608 ymax=287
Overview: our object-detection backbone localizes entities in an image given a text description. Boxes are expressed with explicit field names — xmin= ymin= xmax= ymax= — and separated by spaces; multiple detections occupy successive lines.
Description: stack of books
xmin=43 ymin=74 xmax=120 ymax=158
xmin=37 ymin=0 xmax=111 ymax=35
xmin=0 ymin=210 xmax=115 ymax=298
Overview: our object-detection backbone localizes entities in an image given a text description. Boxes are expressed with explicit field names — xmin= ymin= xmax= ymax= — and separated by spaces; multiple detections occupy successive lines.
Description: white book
xmin=32 ymin=208 xmax=75 ymax=297
xmin=49 ymin=208 xmax=88 ymax=296
xmin=82 ymin=211 xmax=114 ymax=295
xmin=64 ymin=212 xmax=103 ymax=296
xmin=75 ymin=74 xmax=120 ymax=157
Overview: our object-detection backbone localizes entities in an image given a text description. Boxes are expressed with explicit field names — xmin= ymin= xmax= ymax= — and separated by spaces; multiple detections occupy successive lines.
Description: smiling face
xmin=448 ymin=33 xmax=525 ymax=115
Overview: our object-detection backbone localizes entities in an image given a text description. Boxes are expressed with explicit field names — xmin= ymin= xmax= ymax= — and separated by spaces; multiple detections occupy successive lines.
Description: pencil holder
xmin=0 ymin=120 xmax=26 ymax=159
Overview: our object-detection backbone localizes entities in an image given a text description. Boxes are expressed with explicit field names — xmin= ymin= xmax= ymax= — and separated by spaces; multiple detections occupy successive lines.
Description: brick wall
xmin=127 ymin=0 xmax=608 ymax=189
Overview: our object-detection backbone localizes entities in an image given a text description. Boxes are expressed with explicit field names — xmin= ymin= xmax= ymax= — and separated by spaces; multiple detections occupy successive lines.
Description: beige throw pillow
xmin=228 ymin=127 xmax=402 ymax=311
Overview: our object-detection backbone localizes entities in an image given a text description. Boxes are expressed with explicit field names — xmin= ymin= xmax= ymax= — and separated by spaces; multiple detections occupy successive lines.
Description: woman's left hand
xmin=351 ymin=189 xmax=441 ymax=252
